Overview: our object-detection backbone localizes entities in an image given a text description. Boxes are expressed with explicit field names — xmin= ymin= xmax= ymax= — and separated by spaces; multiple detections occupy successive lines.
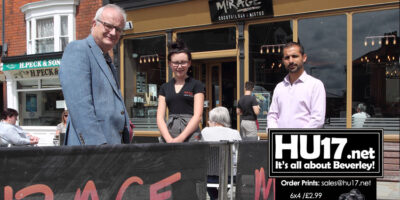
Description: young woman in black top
xmin=157 ymin=41 xmax=205 ymax=143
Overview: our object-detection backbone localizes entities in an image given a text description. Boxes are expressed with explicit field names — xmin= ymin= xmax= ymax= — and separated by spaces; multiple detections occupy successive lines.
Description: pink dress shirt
xmin=267 ymin=71 xmax=326 ymax=128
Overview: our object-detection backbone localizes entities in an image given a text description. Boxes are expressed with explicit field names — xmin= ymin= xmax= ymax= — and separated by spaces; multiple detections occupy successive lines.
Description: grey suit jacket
xmin=59 ymin=35 xmax=131 ymax=145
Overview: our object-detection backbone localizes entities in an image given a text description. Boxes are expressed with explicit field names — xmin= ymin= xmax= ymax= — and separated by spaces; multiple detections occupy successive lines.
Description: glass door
xmin=207 ymin=63 xmax=222 ymax=112
xmin=191 ymin=60 xmax=236 ymax=129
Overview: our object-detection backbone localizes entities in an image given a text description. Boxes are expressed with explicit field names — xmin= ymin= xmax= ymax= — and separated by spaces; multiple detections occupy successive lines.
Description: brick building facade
xmin=0 ymin=0 xmax=103 ymax=146
xmin=1 ymin=0 xmax=101 ymax=57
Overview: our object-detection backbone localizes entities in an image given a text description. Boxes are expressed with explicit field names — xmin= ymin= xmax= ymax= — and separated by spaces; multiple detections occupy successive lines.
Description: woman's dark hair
xmin=167 ymin=40 xmax=192 ymax=61
xmin=1 ymin=108 xmax=18 ymax=120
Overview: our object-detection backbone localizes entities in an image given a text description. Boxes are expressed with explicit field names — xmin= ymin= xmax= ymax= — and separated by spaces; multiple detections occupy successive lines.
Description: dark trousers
xmin=207 ymin=175 xmax=235 ymax=200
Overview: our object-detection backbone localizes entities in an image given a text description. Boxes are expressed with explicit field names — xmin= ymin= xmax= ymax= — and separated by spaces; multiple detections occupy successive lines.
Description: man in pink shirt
xmin=267 ymin=42 xmax=326 ymax=128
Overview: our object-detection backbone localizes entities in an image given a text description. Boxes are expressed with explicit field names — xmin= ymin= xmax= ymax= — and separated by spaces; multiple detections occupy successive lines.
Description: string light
xmin=386 ymin=67 xmax=400 ymax=79
xmin=260 ymin=44 xmax=285 ymax=54
xmin=365 ymin=35 xmax=396 ymax=46
xmin=139 ymin=54 xmax=160 ymax=64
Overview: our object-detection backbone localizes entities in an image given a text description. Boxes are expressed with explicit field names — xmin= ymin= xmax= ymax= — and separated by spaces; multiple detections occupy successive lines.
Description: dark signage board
xmin=0 ymin=143 xmax=209 ymax=200
xmin=268 ymin=129 xmax=381 ymax=199
xmin=268 ymin=129 xmax=383 ymax=177
xmin=275 ymin=178 xmax=376 ymax=199
xmin=208 ymin=0 xmax=274 ymax=23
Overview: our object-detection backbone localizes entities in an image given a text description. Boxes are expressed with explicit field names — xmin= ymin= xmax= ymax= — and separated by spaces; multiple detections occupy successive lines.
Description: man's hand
xmin=29 ymin=136 xmax=39 ymax=145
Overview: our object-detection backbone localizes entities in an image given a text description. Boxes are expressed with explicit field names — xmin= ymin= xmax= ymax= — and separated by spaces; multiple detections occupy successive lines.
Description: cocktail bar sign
xmin=208 ymin=0 xmax=274 ymax=22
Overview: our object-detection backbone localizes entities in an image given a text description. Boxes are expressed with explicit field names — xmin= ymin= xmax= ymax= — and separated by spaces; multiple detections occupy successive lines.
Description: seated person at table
xmin=202 ymin=106 xmax=241 ymax=142
xmin=0 ymin=108 xmax=39 ymax=147
xmin=201 ymin=106 xmax=241 ymax=200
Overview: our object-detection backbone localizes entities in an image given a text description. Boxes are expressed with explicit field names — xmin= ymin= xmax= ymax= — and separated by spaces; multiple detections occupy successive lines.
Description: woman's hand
xmin=170 ymin=136 xmax=185 ymax=143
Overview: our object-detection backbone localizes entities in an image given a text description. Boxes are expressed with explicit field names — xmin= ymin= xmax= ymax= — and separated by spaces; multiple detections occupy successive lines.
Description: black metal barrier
xmin=1 ymin=143 xmax=209 ymax=200
xmin=1 ymin=142 xmax=274 ymax=200
xmin=236 ymin=141 xmax=275 ymax=200
xmin=0 ymin=138 xmax=380 ymax=200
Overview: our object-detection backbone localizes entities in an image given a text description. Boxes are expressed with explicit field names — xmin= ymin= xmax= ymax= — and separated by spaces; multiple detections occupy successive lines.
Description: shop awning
xmin=1 ymin=52 xmax=63 ymax=71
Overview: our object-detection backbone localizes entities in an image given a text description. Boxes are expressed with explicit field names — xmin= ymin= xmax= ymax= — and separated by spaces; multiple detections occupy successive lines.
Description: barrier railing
xmin=2 ymin=139 xmax=395 ymax=199
xmin=0 ymin=141 xmax=274 ymax=200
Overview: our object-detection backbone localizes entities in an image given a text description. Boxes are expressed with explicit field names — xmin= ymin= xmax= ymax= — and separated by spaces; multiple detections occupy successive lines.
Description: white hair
xmin=94 ymin=4 xmax=127 ymax=24
xmin=357 ymin=103 xmax=367 ymax=112
xmin=209 ymin=106 xmax=231 ymax=127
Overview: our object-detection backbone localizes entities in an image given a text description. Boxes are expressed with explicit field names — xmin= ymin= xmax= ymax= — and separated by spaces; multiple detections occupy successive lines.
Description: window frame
xmin=21 ymin=0 xmax=78 ymax=54
xmin=34 ymin=17 xmax=55 ymax=54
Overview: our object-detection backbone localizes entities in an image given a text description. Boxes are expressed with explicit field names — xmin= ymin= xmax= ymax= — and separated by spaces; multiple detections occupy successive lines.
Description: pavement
xmin=377 ymin=181 xmax=400 ymax=200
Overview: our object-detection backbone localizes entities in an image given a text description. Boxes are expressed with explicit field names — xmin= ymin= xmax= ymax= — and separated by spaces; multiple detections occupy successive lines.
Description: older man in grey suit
xmin=59 ymin=4 xmax=131 ymax=145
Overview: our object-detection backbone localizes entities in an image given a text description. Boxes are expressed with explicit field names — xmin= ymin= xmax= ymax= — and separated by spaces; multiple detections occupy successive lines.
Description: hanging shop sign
xmin=208 ymin=0 xmax=274 ymax=22
xmin=3 ymin=58 xmax=61 ymax=71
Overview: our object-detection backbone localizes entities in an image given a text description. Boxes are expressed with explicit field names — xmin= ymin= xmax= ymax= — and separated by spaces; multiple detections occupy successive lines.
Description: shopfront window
xmin=177 ymin=27 xmax=236 ymax=52
xmin=299 ymin=15 xmax=347 ymax=119
xmin=124 ymin=35 xmax=166 ymax=131
xmin=352 ymin=9 xmax=399 ymax=130
xmin=17 ymin=78 xmax=64 ymax=126
xmin=249 ymin=21 xmax=293 ymax=131
xmin=17 ymin=79 xmax=39 ymax=90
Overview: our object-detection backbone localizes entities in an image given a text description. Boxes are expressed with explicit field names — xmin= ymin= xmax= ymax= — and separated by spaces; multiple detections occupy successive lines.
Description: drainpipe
xmin=2 ymin=0 xmax=7 ymax=109
xmin=2 ymin=0 xmax=6 ymax=57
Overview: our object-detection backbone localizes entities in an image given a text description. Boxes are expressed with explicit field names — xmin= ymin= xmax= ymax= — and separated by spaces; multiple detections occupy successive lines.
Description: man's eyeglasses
xmin=96 ymin=19 xmax=123 ymax=33
xmin=171 ymin=61 xmax=189 ymax=67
